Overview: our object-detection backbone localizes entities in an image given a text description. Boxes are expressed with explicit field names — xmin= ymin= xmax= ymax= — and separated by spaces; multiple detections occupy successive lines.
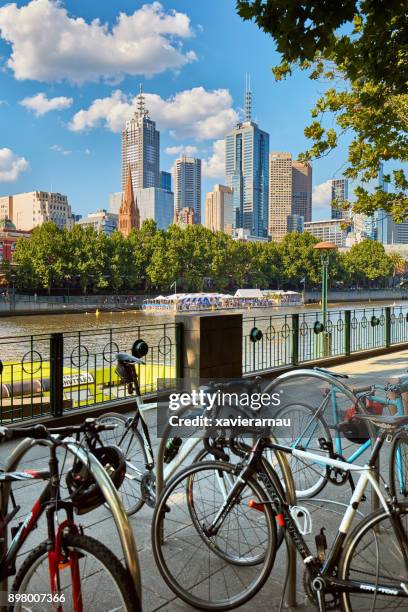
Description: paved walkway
xmin=1 ymin=348 xmax=408 ymax=611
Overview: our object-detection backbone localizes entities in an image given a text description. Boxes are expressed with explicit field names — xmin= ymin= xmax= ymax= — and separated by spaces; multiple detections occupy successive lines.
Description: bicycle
xmin=97 ymin=352 xmax=264 ymax=516
xmin=263 ymin=366 xmax=406 ymax=498
xmin=151 ymin=412 xmax=408 ymax=611
xmin=0 ymin=420 xmax=141 ymax=611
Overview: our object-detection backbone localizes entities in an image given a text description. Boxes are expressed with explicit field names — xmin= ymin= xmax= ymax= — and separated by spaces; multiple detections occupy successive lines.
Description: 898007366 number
xmin=8 ymin=593 xmax=66 ymax=603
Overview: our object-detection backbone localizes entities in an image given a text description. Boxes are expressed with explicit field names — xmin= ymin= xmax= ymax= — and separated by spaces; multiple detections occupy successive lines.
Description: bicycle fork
xmin=46 ymin=500 xmax=84 ymax=612
xmin=203 ymin=464 xmax=253 ymax=536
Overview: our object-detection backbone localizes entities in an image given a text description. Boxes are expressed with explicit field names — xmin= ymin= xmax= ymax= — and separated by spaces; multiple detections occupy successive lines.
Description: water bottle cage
xmin=290 ymin=505 xmax=312 ymax=535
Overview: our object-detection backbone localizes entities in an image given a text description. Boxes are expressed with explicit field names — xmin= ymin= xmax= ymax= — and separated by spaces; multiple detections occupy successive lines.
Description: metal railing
xmin=243 ymin=305 xmax=408 ymax=374
xmin=0 ymin=322 xmax=181 ymax=424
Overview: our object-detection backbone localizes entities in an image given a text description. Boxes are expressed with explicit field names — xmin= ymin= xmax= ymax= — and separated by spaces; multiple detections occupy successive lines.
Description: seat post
xmin=368 ymin=432 xmax=386 ymax=469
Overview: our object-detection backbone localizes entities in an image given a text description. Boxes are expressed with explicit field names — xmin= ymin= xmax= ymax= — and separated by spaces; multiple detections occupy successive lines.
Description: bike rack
xmin=0 ymin=437 xmax=142 ymax=607
xmin=156 ymin=411 xmax=298 ymax=609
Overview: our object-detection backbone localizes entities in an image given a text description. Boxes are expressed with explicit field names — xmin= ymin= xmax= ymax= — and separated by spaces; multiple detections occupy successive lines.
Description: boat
xmin=0 ymin=359 xmax=175 ymax=420
xmin=143 ymin=289 xmax=303 ymax=313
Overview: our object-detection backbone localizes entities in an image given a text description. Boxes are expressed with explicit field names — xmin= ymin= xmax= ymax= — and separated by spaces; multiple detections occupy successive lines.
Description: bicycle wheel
xmin=192 ymin=445 xmax=285 ymax=561
xmin=272 ymin=402 xmax=330 ymax=498
xmin=97 ymin=412 xmax=147 ymax=515
xmin=11 ymin=532 xmax=140 ymax=611
xmin=152 ymin=460 xmax=276 ymax=610
xmin=339 ymin=503 xmax=408 ymax=611
xmin=389 ymin=430 xmax=408 ymax=502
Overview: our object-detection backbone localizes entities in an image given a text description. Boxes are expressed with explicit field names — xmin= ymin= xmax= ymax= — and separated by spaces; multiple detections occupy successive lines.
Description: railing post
xmin=291 ymin=313 xmax=299 ymax=366
xmin=385 ymin=307 xmax=391 ymax=348
xmin=175 ymin=322 xmax=184 ymax=379
xmin=50 ymin=333 xmax=64 ymax=417
xmin=345 ymin=310 xmax=351 ymax=356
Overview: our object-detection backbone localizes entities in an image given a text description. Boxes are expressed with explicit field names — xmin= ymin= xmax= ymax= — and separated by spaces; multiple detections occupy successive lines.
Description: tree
xmin=279 ymin=232 xmax=322 ymax=285
xmin=66 ymin=225 xmax=106 ymax=294
xmin=128 ymin=220 xmax=161 ymax=290
xmin=388 ymin=252 xmax=407 ymax=286
xmin=236 ymin=0 xmax=408 ymax=218
xmin=343 ymin=239 xmax=393 ymax=285
xmin=13 ymin=222 xmax=67 ymax=294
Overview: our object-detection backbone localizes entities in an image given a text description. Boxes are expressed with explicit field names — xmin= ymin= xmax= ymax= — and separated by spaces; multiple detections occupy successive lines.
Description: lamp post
xmin=313 ymin=241 xmax=337 ymax=357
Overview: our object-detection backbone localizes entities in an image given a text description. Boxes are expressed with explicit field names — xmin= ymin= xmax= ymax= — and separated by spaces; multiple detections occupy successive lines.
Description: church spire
xmin=119 ymin=164 xmax=139 ymax=236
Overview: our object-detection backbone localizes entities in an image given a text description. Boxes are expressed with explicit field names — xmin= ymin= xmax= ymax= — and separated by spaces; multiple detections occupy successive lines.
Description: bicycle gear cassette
xmin=140 ymin=471 xmax=156 ymax=507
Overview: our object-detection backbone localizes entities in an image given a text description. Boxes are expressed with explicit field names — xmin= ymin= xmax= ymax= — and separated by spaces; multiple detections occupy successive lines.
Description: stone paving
xmin=1 ymin=347 xmax=407 ymax=611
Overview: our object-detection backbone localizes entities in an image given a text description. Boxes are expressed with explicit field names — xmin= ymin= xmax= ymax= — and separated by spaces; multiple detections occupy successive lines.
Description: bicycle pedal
xmin=290 ymin=505 xmax=312 ymax=535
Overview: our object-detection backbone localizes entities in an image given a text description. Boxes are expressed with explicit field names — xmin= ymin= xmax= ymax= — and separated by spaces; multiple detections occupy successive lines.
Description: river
xmin=0 ymin=299 xmax=404 ymax=338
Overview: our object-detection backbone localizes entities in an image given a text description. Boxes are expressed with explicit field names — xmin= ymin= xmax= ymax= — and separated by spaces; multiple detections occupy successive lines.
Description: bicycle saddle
xmin=116 ymin=352 xmax=144 ymax=365
xmin=355 ymin=413 xmax=408 ymax=429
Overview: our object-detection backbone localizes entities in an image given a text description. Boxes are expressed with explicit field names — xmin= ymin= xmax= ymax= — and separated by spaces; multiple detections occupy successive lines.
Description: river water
xmin=0 ymin=299 xmax=407 ymax=390
xmin=0 ymin=299 xmax=404 ymax=338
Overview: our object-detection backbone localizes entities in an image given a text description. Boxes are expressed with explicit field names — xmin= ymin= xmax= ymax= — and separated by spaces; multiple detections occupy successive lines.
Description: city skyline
xmin=0 ymin=0 xmax=354 ymax=221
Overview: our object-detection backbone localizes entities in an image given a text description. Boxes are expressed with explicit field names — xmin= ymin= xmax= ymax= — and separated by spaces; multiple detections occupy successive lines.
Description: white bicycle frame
xmin=290 ymin=447 xmax=390 ymax=533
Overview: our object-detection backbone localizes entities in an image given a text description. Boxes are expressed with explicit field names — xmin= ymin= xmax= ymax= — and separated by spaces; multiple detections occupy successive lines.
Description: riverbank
xmin=0 ymin=288 xmax=407 ymax=318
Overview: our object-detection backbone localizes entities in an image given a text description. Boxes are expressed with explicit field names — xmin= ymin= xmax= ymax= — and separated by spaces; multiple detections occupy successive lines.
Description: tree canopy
xmin=236 ymin=0 xmax=408 ymax=219
xmin=6 ymin=222 xmax=402 ymax=294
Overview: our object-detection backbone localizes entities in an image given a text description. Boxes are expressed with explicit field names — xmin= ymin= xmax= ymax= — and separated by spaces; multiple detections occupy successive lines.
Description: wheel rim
xmin=153 ymin=461 xmax=276 ymax=609
xmin=14 ymin=542 xmax=128 ymax=611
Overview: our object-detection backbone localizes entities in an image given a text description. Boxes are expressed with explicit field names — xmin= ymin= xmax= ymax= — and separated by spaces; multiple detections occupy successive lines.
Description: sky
xmin=0 ymin=0 xmax=354 ymax=221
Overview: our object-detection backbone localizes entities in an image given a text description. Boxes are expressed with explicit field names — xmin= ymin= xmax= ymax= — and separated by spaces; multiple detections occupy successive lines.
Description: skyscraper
xmin=292 ymin=161 xmax=312 ymax=222
xmin=173 ymin=156 xmax=202 ymax=223
xmin=160 ymin=171 xmax=172 ymax=192
xmin=121 ymin=85 xmax=160 ymax=193
xmin=331 ymin=179 xmax=349 ymax=219
xmin=225 ymin=77 xmax=269 ymax=237
xmin=268 ymin=152 xmax=293 ymax=241
xmin=204 ymin=184 xmax=233 ymax=234
xmin=119 ymin=165 xmax=139 ymax=236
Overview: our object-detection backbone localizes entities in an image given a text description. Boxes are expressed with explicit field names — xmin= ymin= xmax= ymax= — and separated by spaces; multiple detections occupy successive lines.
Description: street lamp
xmin=313 ymin=241 xmax=337 ymax=357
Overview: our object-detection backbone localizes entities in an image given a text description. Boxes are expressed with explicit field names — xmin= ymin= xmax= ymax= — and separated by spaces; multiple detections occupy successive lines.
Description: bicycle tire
xmin=152 ymin=459 xmax=277 ymax=610
xmin=389 ymin=429 xmax=408 ymax=502
xmin=272 ymin=402 xmax=330 ymax=498
xmin=339 ymin=502 xmax=408 ymax=611
xmin=192 ymin=445 xmax=285 ymax=556
xmin=11 ymin=532 xmax=141 ymax=611
xmin=98 ymin=412 xmax=147 ymax=515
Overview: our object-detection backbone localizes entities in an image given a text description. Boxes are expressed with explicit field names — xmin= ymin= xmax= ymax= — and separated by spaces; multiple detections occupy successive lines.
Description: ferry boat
xmin=143 ymin=289 xmax=303 ymax=313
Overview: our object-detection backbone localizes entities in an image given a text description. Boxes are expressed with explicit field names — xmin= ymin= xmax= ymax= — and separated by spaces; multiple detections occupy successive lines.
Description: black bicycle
xmin=152 ymin=412 xmax=408 ymax=610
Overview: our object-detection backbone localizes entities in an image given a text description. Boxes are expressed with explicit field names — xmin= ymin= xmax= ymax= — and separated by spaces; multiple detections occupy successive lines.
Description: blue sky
xmin=0 ymin=0 xmax=352 ymax=220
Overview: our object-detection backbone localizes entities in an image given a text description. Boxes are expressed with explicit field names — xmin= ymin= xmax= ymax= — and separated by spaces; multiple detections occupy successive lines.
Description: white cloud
xmin=202 ymin=139 xmax=225 ymax=179
xmin=50 ymin=144 xmax=72 ymax=156
xmin=165 ymin=145 xmax=198 ymax=156
xmin=69 ymin=87 xmax=237 ymax=140
xmin=0 ymin=0 xmax=196 ymax=84
xmin=0 ymin=148 xmax=28 ymax=182
xmin=312 ymin=180 xmax=332 ymax=209
xmin=21 ymin=92 xmax=73 ymax=116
